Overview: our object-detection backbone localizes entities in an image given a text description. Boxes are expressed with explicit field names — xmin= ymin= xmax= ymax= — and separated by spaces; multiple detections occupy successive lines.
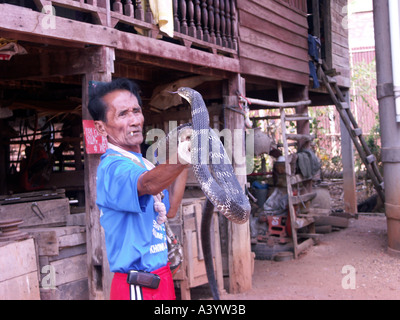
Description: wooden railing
xmin=27 ymin=0 xmax=238 ymax=54
xmin=173 ymin=0 xmax=238 ymax=51
xmin=109 ymin=0 xmax=238 ymax=52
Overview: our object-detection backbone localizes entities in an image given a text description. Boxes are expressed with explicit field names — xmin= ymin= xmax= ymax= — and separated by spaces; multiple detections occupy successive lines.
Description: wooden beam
xmin=0 ymin=46 xmax=108 ymax=80
xmin=241 ymin=96 xmax=311 ymax=108
xmin=0 ymin=4 xmax=239 ymax=75
xmin=116 ymin=50 xmax=233 ymax=80
xmin=81 ymin=46 xmax=114 ymax=300
xmin=0 ymin=30 xmax=85 ymax=49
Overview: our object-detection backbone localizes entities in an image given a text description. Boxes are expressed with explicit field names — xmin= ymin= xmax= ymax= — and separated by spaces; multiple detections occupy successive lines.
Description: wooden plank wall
xmin=281 ymin=0 xmax=308 ymax=12
xmin=330 ymin=0 xmax=351 ymax=88
xmin=237 ymin=0 xmax=309 ymax=86
xmin=0 ymin=239 xmax=40 ymax=300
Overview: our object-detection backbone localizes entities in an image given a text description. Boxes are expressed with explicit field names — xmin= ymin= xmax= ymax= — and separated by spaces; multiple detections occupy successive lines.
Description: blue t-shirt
xmin=96 ymin=148 xmax=170 ymax=273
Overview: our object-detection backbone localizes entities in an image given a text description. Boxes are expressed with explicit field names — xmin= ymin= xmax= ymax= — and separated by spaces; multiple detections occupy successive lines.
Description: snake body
xmin=176 ymin=87 xmax=251 ymax=300
xmin=177 ymin=87 xmax=251 ymax=224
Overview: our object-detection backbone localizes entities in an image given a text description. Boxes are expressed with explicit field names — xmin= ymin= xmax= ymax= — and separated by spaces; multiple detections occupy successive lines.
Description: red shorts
xmin=110 ymin=264 xmax=176 ymax=300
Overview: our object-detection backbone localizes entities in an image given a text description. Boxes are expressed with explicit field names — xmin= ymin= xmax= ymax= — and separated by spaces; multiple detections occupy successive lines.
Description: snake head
xmin=174 ymin=87 xmax=197 ymax=104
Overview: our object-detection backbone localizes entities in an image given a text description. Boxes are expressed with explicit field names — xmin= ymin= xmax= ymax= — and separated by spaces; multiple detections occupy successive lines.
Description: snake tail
xmin=200 ymin=198 xmax=220 ymax=300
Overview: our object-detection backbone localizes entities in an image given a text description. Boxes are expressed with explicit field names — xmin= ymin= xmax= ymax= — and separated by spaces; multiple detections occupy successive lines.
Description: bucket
xmin=252 ymin=181 xmax=269 ymax=207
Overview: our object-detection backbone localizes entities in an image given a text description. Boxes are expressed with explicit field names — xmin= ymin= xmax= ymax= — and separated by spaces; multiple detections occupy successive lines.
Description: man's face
xmin=95 ymin=89 xmax=144 ymax=153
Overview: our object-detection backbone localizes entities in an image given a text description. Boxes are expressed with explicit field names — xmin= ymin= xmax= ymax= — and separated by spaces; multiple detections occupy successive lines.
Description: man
xmin=88 ymin=78 xmax=188 ymax=300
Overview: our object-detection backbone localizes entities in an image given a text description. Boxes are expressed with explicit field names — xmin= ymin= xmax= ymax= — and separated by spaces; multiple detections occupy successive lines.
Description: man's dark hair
xmin=88 ymin=78 xmax=142 ymax=122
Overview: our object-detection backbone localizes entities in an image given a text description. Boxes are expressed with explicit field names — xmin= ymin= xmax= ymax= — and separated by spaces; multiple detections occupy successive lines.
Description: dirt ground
xmin=221 ymin=213 xmax=400 ymax=300
xmin=192 ymin=182 xmax=400 ymax=301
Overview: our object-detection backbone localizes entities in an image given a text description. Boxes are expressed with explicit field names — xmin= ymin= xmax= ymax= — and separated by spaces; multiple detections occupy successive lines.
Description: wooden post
xmin=223 ymin=75 xmax=252 ymax=294
xmin=340 ymin=90 xmax=357 ymax=214
xmin=296 ymin=86 xmax=311 ymax=150
xmin=311 ymin=0 xmax=321 ymax=39
xmin=81 ymin=46 xmax=115 ymax=300
xmin=0 ymin=121 xmax=7 ymax=194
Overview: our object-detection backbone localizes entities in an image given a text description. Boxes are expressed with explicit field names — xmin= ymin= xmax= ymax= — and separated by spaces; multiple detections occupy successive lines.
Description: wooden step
xmin=277 ymin=142 xmax=297 ymax=148
xmin=324 ymin=68 xmax=339 ymax=76
xmin=295 ymin=216 xmax=315 ymax=229
xmin=366 ymin=154 xmax=377 ymax=164
xmin=285 ymin=116 xmax=312 ymax=122
xmin=352 ymin=128 xmax=363 ymax=136
xmin=290 ymin=192 xmax=317 ymax=205
xmin=286 ymin=134 xmax=315 ymax=142
xmin=327 ymin=76 xmax=337 ymax=84
xmin=251 ymin=113 xmax=311 ymax=121
xmin=285 ymin=114 xmax=312 ymax=122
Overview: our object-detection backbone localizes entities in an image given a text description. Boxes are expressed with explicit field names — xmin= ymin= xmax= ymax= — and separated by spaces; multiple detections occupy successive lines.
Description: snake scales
xmin=175 ymin=87 xmax=251 ymax=300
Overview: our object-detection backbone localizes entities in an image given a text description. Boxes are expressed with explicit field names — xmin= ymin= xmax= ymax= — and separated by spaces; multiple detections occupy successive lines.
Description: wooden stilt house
xmin=0 ymin=0 xmax=352 ymax=299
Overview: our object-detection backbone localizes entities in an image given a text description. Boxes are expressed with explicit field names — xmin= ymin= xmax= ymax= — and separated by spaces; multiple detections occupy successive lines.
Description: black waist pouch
xmin=127 ymin=270 xmax=160 ymax=289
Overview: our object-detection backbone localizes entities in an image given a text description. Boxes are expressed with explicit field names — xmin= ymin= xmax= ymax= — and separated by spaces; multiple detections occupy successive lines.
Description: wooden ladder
xmin=278 ymin=83 xmax=318 ymax=259
xmin=318 ymin=63 xmax=385 ymax=203
xmin=241 ymin=83 xmax=319 ymax=259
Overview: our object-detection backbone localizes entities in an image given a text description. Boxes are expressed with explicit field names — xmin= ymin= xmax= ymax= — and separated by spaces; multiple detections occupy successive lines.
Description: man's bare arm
xmin=137 ymin=163 xmax=188 ymax=197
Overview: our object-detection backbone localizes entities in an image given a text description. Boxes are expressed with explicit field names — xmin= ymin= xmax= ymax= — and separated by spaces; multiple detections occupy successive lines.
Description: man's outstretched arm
xmin=137 ymin=163 xmax=188 ymax=198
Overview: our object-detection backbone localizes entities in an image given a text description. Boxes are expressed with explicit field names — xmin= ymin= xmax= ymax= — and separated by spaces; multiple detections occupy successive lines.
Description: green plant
xmin=308 ymin=107 xmax=343 ymax=176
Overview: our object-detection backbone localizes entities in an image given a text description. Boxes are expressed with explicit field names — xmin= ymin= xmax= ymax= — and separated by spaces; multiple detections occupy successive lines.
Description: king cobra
xmin=174 ymin=87 xmax=251 ymax=300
